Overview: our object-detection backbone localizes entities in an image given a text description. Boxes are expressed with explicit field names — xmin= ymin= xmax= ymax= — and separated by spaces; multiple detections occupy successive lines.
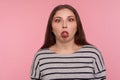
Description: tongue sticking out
xmin=61 ymin=31 xmax=69 ymax=38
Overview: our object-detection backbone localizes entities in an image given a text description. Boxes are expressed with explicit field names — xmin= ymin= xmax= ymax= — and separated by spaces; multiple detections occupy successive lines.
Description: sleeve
xmin=30 ymin=52 xmax=41 ymax=80
xmin=93 ymin=48 xmax=106 ymax=80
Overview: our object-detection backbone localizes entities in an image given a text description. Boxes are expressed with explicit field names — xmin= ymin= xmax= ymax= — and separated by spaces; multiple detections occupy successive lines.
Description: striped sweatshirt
xmin=31 ymin=45 xmax=106 ymax=80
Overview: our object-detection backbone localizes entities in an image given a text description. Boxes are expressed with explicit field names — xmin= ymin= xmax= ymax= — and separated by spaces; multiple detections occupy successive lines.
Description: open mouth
xmin=61 ymin=31 xmax=69 ymax=38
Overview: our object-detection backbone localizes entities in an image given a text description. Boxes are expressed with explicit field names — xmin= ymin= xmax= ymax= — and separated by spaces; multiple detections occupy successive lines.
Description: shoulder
xmin=82 ymin=45 xmax=103 ymax=56
xmin=83 ymin=45 xmax=100 ymax=51
xmin=37 ymin=48 xmax=50 ymax=54
xmin=33 ymin=48 xmax=51 ymax=60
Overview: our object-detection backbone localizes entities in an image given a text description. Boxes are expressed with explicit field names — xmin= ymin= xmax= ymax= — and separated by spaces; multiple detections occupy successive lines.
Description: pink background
xmin=0 ymin=0 xmax=120 ymax=80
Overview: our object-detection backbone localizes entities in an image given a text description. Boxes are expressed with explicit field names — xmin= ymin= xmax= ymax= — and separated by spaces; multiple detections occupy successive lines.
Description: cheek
xmin=69 ymin=24 xmax=77 ymax=32
xmin=52 ymin=23 xmax=61 ymax=30
xmin=52 ymin=25 xmax=61 ymax=36
xmin=71 ymin=27 xmax=77 ymax=34
xmin=52 ymin=25 xmax=60 ymax=32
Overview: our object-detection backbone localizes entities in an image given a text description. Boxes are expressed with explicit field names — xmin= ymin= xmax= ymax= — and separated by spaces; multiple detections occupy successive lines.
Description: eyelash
xmin=68 ymin=18 xmax=74 ymax=22
xmin=55 ymin=19 xmax=61 ymax=23
xmin=54 ymin=18 xmax=75 ymax=23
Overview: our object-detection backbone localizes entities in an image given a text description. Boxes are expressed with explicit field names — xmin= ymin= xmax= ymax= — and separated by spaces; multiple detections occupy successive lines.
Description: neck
xmin=49 ymin=39 xmax=82 ymax=54
xmin=54 ymin=39 xmax=78 ymax=50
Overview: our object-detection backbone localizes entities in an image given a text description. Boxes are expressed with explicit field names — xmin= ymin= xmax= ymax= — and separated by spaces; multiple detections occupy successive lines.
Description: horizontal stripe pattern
xmin=31 ymin=45 xmax=106 ymax=80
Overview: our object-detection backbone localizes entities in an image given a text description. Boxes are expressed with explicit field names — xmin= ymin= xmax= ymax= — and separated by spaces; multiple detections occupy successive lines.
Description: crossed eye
xmin=54 ymin=18 xmax=75 ymax=23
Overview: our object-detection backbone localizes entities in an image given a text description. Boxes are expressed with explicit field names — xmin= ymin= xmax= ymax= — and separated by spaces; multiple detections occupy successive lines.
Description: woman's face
xmin=52 ymin=8 xmax=77 ymax=42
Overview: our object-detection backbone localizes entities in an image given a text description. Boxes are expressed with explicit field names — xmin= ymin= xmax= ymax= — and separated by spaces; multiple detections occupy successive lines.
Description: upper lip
xmin=62 ymin=31 xmax=68 ymax=33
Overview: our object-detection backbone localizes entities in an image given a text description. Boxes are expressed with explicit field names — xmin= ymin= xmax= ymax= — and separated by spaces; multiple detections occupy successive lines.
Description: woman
xmin=31 ymin=4 xmax=106 ymax=80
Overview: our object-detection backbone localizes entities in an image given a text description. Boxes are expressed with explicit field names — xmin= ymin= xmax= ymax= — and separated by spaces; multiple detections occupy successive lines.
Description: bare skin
xmin=49 ymin=8 xmax=82 ymax=55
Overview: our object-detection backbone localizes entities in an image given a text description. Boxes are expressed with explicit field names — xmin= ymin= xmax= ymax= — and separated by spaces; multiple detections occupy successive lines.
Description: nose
xmin=62 ymin=21 xmax=67 ymax=28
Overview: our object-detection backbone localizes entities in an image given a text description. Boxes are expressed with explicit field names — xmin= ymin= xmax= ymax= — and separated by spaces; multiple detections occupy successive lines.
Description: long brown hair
xmin=40 ymin=4 xmax=90 ymax=49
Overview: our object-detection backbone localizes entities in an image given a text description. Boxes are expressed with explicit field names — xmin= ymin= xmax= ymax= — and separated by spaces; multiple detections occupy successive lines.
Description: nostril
xmin=62 ymin=26 xmax=67 ymax=28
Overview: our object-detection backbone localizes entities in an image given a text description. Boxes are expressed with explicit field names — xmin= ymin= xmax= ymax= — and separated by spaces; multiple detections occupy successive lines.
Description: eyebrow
xmin=54 ymin=16 xmax=75 ymax=19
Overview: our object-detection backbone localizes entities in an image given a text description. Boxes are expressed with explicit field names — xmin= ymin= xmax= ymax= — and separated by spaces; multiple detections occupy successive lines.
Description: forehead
xmin=54 ymin=8 xmax=75 ymax=17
